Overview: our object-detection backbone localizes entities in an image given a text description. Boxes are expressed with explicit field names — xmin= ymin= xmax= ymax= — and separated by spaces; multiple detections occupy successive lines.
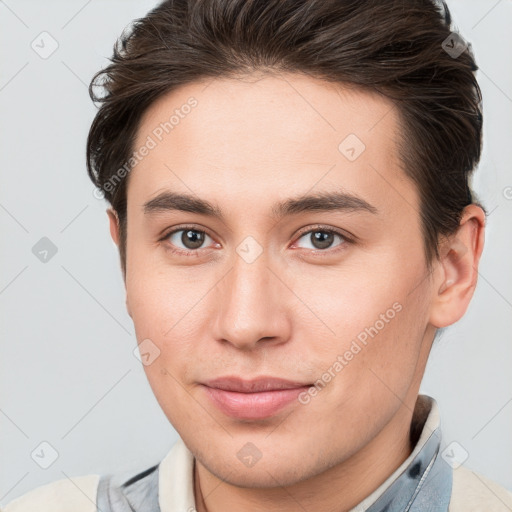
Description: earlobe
xmin=107 ymin=208 xmax=120 ymax=247
xmin=429 ymin=205 xmax=485 ymax=328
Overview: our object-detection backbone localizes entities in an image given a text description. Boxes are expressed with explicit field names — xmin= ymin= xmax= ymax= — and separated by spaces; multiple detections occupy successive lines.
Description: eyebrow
xmin=143 ymin=190 xmax=378 ymax=220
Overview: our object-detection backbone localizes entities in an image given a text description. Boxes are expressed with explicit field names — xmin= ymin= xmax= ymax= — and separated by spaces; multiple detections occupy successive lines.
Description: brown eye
xmin=165 ymin=228 xmax=213 ymax=251
xmin=295 ymin=229 xmax=346 ymax=251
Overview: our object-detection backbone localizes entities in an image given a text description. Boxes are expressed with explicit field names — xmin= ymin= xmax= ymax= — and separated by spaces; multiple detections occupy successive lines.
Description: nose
xmin=212 ymin=250 xmax=291 ymax=351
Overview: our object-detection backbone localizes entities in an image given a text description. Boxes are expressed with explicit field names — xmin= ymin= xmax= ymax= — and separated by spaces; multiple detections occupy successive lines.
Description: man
xmin=5 ymin=0 xmax=512 ymax=510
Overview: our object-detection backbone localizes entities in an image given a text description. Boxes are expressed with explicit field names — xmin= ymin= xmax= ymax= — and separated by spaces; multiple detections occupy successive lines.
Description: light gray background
xmin=1 ymin=0 xmax=511 ymax=505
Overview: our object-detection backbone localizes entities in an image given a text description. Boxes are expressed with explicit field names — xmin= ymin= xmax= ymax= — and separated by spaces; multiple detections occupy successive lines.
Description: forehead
xmin=127 ymin=73 xmax=414 ymax=220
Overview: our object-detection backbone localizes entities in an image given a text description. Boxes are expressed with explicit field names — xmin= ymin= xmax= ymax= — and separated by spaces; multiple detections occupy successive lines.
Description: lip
xmin=201 ymin=376 xmax=312 ymax=420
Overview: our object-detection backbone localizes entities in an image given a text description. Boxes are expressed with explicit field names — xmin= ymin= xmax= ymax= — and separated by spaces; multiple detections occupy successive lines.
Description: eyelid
xmin=159 ymin=224 xmax=213 ymax=241
xmin=293 ymin=224 xmax=355 ymax=244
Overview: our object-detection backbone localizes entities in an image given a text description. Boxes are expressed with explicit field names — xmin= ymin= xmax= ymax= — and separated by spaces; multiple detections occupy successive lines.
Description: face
xmin=116 ymin=73 xmax=441 ymax=486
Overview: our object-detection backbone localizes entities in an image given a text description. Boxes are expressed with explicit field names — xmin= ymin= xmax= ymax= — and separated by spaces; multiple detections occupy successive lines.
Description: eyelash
xmin=159 ymin=224 xmax=353 ymax=257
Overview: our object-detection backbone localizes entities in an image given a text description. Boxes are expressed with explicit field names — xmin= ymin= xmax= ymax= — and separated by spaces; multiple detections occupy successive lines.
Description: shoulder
xmin=449 ymin=465 xmax=512 ymax=512
xmin=2 ymin=474 xmax=100 ymax=512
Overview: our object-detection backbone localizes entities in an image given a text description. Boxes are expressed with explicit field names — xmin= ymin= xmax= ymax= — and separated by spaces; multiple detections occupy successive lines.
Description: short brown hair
xmin=86 ymin=0 xmax=484 ymax=277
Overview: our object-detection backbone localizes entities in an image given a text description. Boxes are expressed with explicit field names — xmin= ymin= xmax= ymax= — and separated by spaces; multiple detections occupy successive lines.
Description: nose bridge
xmin=214 ymin=247 xmax=287 ymax=350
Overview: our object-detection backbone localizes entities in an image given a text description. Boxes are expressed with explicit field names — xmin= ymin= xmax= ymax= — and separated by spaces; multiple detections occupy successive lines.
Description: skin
xmin=107 ymin=72 xmax=485 ymax=512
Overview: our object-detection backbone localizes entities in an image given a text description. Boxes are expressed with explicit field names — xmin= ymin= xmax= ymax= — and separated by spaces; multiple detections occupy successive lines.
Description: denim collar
xmin=354 ymin=394 xmax=452 ymax=511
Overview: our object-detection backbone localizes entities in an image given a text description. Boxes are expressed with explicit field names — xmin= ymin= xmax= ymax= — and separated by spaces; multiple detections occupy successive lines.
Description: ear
xmin=429 ymin=204 xmax=486 ymax=328
xmin=106 ymin=207 xmax=131 ymax=316
xmin=107 ymin=208 xmax=120 ymax=246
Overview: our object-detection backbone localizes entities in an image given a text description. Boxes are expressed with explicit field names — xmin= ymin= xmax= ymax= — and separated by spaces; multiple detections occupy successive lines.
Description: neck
xmin=193 ymin=401 xmax=417 ymax=512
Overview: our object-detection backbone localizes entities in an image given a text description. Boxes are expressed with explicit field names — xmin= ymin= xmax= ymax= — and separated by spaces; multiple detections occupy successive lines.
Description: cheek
xmin=336 ymin=278 xmax=430 ymax=405
xmin=288 ymin=255 xmax=418 ymax=346
xmin=126 ymin=266 xmax=204 ymax=427
xmin=293 ymin=250 xmax=430 ymax=395
xmin=125 ymin=260 xmax=216 ymax=380
xmin=125 ymin=250 xmax=199 ymax=339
